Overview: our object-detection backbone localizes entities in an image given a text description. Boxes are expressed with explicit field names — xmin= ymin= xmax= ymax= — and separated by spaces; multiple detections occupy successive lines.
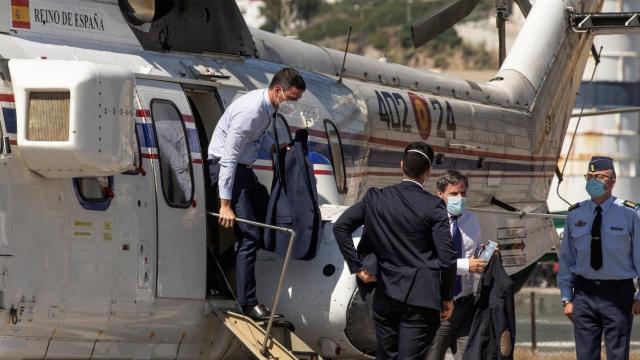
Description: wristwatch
xmin=562 ymin=300 xmax=572 ymax=307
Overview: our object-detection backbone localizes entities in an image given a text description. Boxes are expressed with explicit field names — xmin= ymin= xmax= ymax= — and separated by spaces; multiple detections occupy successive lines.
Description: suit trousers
xmin=372 ymin=290 xmax=440 ymax=360
xmin=425 ymin=294 xmax=474 ymax=360
xmin=210 ymin=161 xmax=269 ymax=307
xmin=573 ymin=276 xmax=635 ymax=360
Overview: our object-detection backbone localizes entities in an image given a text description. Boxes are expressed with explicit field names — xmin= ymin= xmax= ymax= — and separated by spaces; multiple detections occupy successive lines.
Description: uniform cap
xmin=588 ymin=156 xmax=614 ymax=172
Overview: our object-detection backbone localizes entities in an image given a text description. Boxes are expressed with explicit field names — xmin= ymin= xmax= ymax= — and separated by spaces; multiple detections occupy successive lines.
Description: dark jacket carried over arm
xmin=463 ymin=253 xmax=516 ymax=360
xmin=264 ymin=129 xmax=321 ymax=260
xmin=333 ymin=182 xmax=457 ymax=310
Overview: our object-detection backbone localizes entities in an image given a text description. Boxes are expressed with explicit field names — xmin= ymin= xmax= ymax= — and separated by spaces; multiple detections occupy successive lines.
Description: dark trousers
xmin=210 ymin=161 xmax=269 ymax=308
xmin=573 ymin=276 xmax=635 ymax=360
xmin=372 ymin=290 xmax=440 ymax=360
xmin=425 ymin=294 xmax=474 ymax=360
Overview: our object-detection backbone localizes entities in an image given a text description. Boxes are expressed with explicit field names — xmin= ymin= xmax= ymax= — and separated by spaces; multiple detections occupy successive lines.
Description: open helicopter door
xmin=136 ymin=79 xmax=206 ymax=299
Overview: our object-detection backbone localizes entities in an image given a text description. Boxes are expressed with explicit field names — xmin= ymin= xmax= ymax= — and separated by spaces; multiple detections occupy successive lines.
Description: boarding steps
xmin=209 ymin=300 xmax=321 ymax=360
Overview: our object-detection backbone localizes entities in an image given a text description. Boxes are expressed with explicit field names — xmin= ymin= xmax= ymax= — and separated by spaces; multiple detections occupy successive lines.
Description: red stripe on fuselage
xmin=136 ymin=109 xmax=151 ymax=118
xmin=0 ymin=94 xmax=15 ymax=103
xmin=348 ymin=171 xmax=553 ymax=178
xmin=139 ymin=113 xmax=555 ymax=163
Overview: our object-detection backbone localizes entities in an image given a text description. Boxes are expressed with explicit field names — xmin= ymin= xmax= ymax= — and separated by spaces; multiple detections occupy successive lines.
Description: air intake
xmin=27 ymin=92 xmax=70 ymax=142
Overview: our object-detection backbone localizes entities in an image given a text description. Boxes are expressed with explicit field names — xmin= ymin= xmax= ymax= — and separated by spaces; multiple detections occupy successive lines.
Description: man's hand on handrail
xmin=219 ymin=199 xmax=236 ymax=228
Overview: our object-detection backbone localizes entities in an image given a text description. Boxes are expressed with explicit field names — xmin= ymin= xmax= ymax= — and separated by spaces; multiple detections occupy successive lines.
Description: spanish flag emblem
xmin=408 ymin=92 xmax=431 ymax=140
xmin=11 ymin=0 xmax=30 ymax=29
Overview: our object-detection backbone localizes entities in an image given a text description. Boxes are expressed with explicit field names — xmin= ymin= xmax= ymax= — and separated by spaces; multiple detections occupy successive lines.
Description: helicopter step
xmin=209 ymin=300 xmax=321 ymax=360
xmin=570 ymin=11 xmax=640 ymax=34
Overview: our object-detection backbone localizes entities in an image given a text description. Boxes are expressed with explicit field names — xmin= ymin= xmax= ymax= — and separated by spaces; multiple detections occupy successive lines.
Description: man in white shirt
xmin=426 ymin=170 xmax=487 ymax=360
xmin=208 ymin=67 xmax=305 ymax=321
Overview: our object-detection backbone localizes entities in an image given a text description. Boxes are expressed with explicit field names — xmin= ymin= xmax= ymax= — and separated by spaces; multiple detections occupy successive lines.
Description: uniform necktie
xmin=591 ymin=205 xmax=603 ymax=270
xmin=451 ymin=216 xmax=463 ymax=297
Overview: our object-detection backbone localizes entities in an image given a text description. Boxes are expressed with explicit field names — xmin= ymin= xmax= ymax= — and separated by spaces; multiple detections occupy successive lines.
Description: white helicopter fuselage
xmin=0 ymin=0 xmax=600 ymax=358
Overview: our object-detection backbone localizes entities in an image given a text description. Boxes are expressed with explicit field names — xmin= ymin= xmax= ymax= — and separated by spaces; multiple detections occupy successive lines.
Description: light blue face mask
xmin=586 ymin=179 xmax=606 ymax=198
xmin=447 ymin=195 xmax=466 ymax=216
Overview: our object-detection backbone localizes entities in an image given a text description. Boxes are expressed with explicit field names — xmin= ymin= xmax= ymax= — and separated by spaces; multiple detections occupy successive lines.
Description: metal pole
xmin=571 ymin=106 xmax=640 ymax=117
xmin=207 ymin=212 xmax=297 ymax=357
xmin=530 ymin=291 xmax=537 ymax=352
xmin=497 ymin=11 xmax=507 ymax=67
xmin=260 ymin=231 xmax=296 ymax=356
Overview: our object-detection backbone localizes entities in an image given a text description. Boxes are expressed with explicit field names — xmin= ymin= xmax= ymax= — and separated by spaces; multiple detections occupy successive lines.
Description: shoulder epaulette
xmin=623 ymin=200 xmax=638 ymax=209
xmin=568 ymin=203 xmax=580 ymax=212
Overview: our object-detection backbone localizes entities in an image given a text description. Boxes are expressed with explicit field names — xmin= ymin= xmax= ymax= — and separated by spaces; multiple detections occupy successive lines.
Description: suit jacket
xmin=333 ymin=181 xmax=457 ymax=311
xmin=463 ymin=254 xmax=516 ymax=360
xmin=264 ymin=129 xmax=321 ymax=260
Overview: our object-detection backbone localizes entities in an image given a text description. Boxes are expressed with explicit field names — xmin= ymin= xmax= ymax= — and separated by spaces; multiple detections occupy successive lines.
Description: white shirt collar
xmin=263 ymin=89 xmax=276 ymax=114
xmin=402 ymin=178 xmax=424 ymax=189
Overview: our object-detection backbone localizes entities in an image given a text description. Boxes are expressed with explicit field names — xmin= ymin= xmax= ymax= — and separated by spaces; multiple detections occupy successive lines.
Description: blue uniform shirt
xmin=558 ymin=196 xmax=640 ymax=301
xmin=207 ymin=89 xmax=276 ymax=199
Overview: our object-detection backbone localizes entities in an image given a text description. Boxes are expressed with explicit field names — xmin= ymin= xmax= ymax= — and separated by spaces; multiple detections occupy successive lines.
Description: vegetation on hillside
xmin=261 ymin=0 xmax=498 ymax=70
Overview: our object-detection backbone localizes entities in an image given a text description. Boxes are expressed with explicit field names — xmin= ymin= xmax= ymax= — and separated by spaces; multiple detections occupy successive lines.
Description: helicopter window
xmin=73 ymin=176 xmax=114 ymax=211
xmin=150 ymin=100 xmax=194 ymax=208
xmin=267 ymin=114 xmax=293 ymax=144
xmin=123 ymin=123 xmax=142 ymax=175
xmin=324 ymin=119 xmax=347 ymax=194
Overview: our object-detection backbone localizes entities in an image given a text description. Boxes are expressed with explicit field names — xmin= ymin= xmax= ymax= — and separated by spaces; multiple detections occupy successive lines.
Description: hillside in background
xmin=261 ymin=0 xmax=506 ymax=71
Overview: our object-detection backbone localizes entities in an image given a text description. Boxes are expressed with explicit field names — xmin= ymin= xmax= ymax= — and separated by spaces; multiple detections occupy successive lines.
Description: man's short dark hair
xmin=436 ymin=170 xmax=469 ymax=192
xmin=402 ymin=142 xmax=434 ymax=178
xmin=269 ymin=67 xmax=306 ymax=91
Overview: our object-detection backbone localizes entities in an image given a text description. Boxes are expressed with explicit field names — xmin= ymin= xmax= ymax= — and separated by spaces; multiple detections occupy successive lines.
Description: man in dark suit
xmin=333 ymin=141 xmax=458 ymax=360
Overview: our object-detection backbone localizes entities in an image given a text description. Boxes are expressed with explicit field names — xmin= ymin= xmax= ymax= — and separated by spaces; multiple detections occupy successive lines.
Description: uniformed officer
xmin=558 ymin=156 xmax=640 ymax=360
xmin=208 ymin=67 xmax=306 ymax=321
xmin=333 ymin=142 xmax=457 ymax=360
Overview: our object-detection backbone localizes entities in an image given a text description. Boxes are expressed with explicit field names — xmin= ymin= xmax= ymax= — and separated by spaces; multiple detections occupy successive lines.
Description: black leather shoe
xmin=243 ymin=304 xmax=283 ymax=322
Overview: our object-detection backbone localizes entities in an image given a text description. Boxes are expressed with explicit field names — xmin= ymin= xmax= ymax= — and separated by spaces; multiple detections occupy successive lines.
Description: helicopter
xmin=0 ymin=0 xmax=633 ymax=358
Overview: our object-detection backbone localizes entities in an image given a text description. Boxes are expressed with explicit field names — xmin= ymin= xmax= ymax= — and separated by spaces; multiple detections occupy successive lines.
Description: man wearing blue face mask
xmin=558 ymin=156 xmax=640 ymax=360
xmin=426 ymin=170 xmax=486 ymax=360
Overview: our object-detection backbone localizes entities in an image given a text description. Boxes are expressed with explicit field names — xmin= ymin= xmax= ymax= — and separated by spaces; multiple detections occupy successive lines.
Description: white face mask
xmin=276 ymin=89 xmax=296 ymax=115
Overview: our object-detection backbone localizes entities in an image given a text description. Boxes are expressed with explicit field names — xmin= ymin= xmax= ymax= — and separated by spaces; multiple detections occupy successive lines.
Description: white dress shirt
xmin=208 ymin=89 xmax=276 ymax=199
xmin=450 ymin=209 xmax=483 ymax=299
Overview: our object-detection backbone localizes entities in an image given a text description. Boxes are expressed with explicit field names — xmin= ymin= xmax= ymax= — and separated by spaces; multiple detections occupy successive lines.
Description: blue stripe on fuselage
xmin=1 ymin=107 xmax=16 ymax=134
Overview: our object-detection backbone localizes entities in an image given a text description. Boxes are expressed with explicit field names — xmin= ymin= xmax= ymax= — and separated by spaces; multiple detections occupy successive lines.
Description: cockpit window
xmin=151 ymin=100 xmax=194 ymax=208
xmin=324 ymin=119 xmax=347 ymax=194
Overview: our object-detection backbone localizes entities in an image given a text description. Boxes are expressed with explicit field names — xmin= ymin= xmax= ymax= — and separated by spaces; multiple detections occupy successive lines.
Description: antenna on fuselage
xmin=338 ymin=26 xmax=352 ymax=84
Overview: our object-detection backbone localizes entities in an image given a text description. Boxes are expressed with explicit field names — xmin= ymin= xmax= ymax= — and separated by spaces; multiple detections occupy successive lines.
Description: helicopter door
xmin=0 ymin=62 xmax=13 ymax=260
xmin=136 ymin=80 xmax=206 ymax=299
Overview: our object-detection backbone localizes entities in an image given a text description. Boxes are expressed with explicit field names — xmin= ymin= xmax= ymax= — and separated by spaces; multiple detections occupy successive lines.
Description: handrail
xmin=207 ymin=212 xmax=297 ymax=356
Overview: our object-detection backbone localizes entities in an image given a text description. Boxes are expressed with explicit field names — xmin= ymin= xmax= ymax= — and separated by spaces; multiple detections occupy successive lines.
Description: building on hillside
xmin=236 ymin=0 xmax=266 ymax=28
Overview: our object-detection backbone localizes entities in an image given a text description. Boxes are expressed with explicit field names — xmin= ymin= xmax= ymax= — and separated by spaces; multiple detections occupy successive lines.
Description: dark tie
xmin=451 ymin=216 xmax=463 ymax=297
xmin=591 ymin=206 xmax=603 ymax=270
